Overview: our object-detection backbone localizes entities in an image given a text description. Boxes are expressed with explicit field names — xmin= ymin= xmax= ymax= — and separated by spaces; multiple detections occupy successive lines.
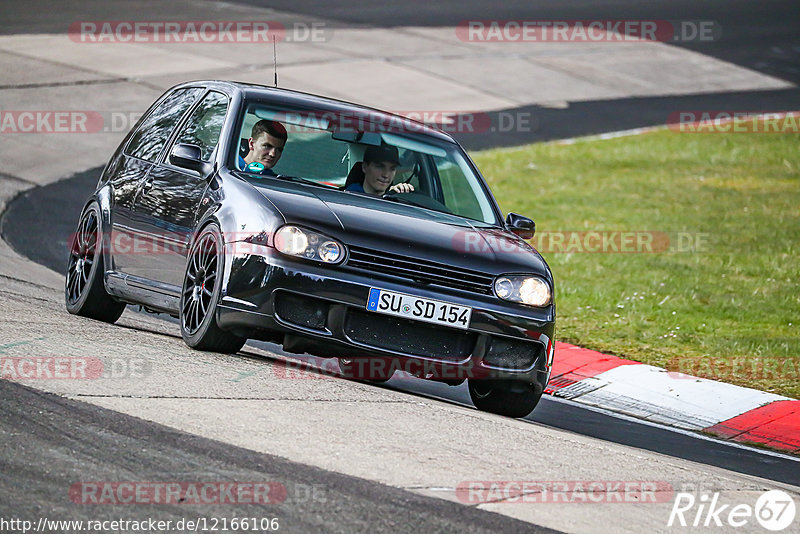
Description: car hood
xmin=254 ymin=182 xmax=550 ymax=278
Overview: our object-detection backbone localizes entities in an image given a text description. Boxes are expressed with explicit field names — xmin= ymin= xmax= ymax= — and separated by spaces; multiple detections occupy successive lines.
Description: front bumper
xmin=217 ymin=248 xmax=555 ymax=389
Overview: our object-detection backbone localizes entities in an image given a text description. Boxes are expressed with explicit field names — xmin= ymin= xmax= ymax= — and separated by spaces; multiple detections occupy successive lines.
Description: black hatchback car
xmin=66 ymin=80 xmax=555 ymax=418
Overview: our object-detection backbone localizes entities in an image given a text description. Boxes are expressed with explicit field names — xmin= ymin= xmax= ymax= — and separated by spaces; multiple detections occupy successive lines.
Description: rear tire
xmin=65 ymin=202 xmax=125 ymax=323
xmin=468 ymin=379 xmax=542 ymax=418
xmin=180 ymin=223 xmax=245 ymax=353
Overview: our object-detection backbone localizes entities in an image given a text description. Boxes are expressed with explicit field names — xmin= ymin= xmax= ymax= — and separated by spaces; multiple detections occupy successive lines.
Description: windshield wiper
xmin=235 ymin=168 xmax=331 ymax=188
xmin=381 ymin=192 xmax=453 ymax=214
xmin=273 ymin=174 xmax=326 ymax=187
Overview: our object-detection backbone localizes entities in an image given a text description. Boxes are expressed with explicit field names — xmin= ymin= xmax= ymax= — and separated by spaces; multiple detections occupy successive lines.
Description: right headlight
xmin=494 ymin=275 xmax=551 ymax=307
xmin=274 ymin=225 xmax=344 ymax=264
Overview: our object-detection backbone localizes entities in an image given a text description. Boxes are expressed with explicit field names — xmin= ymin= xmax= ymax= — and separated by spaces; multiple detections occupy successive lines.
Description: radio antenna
xmin=272 ymin=35 xmax=278 ymax=87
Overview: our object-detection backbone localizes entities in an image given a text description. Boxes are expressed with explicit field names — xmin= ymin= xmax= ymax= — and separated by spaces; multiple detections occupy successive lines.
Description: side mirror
xmin=169 ymin=143 xmax=212 ymax=177
xmin=506 ymin=212 xmax=535 ymax=239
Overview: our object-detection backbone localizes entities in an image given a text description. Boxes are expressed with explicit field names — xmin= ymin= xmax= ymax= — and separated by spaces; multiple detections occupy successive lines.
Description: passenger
xmin=239 ymin=120 xmax=287 ymax=175
xmin=344 ymin=144 xmax=414 ymax=196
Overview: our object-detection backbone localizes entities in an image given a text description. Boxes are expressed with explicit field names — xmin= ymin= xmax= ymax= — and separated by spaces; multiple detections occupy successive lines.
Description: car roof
xmin=172 ymin=80 xmax=459 ymax=145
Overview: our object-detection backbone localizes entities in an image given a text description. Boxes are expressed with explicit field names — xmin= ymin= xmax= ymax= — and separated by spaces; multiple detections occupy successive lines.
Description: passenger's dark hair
xmin=251 ymin=120 xmax=287 ymax=142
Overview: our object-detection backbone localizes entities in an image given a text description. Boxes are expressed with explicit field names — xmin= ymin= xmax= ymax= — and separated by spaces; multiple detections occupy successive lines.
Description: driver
xmin=344 ymin=144 xmax=414 ymax=196
xmin=239 ymin=120 xmax=287 ymax=175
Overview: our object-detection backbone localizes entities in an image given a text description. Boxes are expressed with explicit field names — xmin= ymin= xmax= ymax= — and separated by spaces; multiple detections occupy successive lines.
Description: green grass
xmin=472 ymin=130 xmax=800 ymax=398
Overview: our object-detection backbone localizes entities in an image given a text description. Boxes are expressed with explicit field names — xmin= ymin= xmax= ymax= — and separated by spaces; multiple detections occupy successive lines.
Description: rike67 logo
xmin=668 ymin=490 xmax=796 ymax=531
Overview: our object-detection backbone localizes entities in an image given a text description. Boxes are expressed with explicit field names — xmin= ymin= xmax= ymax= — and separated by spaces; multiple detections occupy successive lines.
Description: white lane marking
xmin=559 ymin=364 xmax=789 ymax=430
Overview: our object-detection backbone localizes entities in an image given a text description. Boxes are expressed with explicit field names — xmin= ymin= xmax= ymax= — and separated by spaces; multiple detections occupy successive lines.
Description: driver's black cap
xmin=364 ymin=144 xmax=400 ymax=165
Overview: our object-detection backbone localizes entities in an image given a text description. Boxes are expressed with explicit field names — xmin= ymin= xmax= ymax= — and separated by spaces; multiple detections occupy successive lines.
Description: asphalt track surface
xmin=237 ymin=0 xmax=800 ymax=81
xmin=244 ymin=0 xmax=800 ymax=150
xmin=3 ymin=167 xmax=799 ymax=489
xmin=2 ymin=1 xmax=799 ymax=531
xmin=4 ymin=0 xmax=797 ymax=82
xmin=1 ymin=1 xmax=798 ymax=149
xmin=0 ymin=379 xmax=555 ymax=534
xmin=234 ymin=0 xmax=800 ymax=149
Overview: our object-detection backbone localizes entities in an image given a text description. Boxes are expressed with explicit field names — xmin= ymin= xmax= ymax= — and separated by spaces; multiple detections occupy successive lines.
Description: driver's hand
xmin=388 ymin=183 xmax=415 ymax=194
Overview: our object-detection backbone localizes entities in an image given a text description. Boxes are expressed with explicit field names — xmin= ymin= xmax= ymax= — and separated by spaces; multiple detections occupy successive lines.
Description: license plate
xmin=366 ymin=288 xmax=472 ymax=330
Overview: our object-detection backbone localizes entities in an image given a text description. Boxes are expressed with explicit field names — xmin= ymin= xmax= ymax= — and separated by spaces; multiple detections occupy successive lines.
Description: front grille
xmin=346 ymin=246 xmax=494 ymax=295
xmin=274 ymin=292 xmax=328 ymax=331
xmin=482 ymin=337 xmax=543 ymax=370
xmin=345 ymin=309 xmax=477 ymax=361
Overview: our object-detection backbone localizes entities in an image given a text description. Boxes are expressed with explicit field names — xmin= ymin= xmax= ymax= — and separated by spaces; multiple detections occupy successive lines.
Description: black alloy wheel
xmin=180 ymin=224 xmax=245 ymax=353
xmin=65 ymin=202 xmax=125 ymax=323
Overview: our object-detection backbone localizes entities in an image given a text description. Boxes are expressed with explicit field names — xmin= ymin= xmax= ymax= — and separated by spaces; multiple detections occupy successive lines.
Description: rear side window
xmin=126 ymin=87 xmax=203 ymax=162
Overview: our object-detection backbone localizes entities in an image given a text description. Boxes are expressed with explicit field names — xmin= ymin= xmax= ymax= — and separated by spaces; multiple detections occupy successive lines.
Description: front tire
xmin=65 ymin=201 xmax=125 ymax=323
xmin=468 ymin=379 xmax=542 ymax=418
xmin=180 ymin=223 xmax=245 ymax=353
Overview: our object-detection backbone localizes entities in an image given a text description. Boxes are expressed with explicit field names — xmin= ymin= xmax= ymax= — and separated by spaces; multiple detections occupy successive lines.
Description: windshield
xmin=229 ymin=101 xmax=501 ymax=225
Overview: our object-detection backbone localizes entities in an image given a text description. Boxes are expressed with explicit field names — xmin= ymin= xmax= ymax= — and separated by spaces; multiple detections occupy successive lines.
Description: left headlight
xmin=494 ymin=275 xmax=551 ymax=307
xmin=274 ymin=225 xmax=344 ymax=264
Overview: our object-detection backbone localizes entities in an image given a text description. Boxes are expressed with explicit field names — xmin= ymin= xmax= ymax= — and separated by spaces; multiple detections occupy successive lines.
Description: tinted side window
xmin=173 ymin=91 xmax=229 ymax=162
xmin=126 ymin=87 xmax=203 ymax=162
